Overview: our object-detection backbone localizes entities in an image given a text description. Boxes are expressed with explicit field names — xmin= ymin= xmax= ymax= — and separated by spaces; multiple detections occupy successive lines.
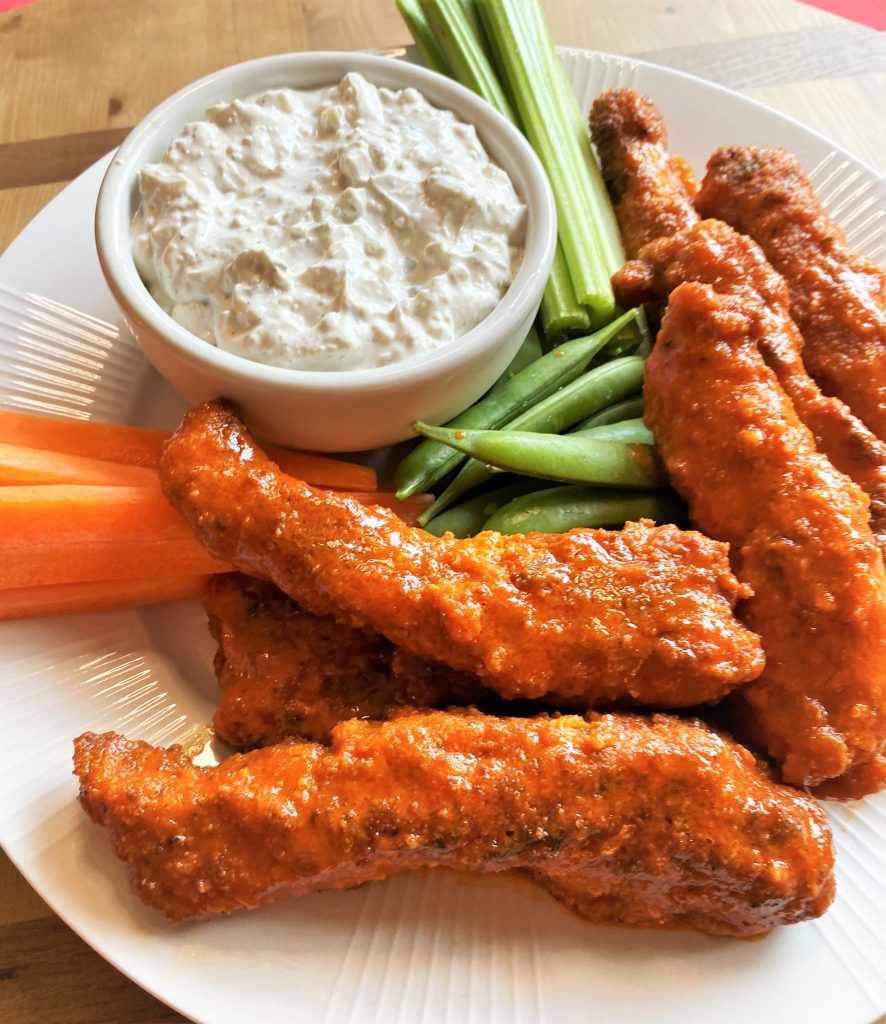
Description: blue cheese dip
xmin=131 ymin=72 xmax=527 ymax=371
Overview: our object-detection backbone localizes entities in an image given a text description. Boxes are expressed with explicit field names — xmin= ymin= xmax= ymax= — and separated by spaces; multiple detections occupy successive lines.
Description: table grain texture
xmin=1 ymin=1 xmax=884 ymax=1021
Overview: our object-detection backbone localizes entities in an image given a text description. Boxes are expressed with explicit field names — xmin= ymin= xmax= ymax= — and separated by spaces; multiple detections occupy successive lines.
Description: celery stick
xmin=482 ymin=3 xmax=601 ymax=302
xmin=413 ymin=0 xmax=588 ymax=335
xmin=479 ymin=0 xmax=617 ymax=323
xmin=542 ymin=247 xmax=591 ymax=336
xmin=454 ymin=0 xmax=485 ymax=43
xmin=397 ymin=0 xmax=453 ymax=76
xmin=420 ymin=0 xmax=514 ymax=118
xmin=520 ymin=0 xmax=625 ymax=278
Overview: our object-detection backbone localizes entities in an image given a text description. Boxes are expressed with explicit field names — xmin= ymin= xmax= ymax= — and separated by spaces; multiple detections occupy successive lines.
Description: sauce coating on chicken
xmin=615 ymin=219 xmax=886 ymax=552
xmin=697 ymin=146 xmax=886 ymax=439
xmin=645 ymin=281 xmax=886 ymax=789
xmin=73 ymin=711 xmax=835 ymax=936
xmin=207 ymin=573 xmax=487 ymax=747
xmin=160 ymin=400 xmax=763 ymax=707
xmin=594 ymin=92 xmax=886 ymax=547
xmin=589 ymin=88 xmax=698 ymax=259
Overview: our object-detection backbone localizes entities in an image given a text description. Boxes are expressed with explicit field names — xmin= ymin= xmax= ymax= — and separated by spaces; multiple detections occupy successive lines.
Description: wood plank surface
xmin=0 ymin=1 xmax=883 ymax=1022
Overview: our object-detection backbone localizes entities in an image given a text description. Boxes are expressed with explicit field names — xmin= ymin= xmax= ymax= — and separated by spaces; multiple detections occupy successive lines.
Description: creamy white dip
xmin=131 ymin=72 xmax=526 ymax=371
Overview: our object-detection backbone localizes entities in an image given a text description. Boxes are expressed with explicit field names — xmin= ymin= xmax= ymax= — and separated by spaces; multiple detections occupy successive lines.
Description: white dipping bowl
xmin=95 ymin=51 xmax=556 ymax=451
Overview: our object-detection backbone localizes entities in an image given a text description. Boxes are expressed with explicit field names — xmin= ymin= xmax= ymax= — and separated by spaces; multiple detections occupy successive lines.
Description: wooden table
xmin=0 ymin=1 xmax=883 ymax=1021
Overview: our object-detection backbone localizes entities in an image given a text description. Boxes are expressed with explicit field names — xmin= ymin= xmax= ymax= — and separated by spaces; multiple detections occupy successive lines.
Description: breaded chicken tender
xmin=160 ymin=401 xmax=763 ymax=708
xmin=645 ymin=281 xmax=886 ymax=791
xmin=589 ymin=88 xmax=698 ymax=258
xmin=73 ymin=711 xmax=835 ymax=935
xmin=206 ymin=573 xmax=486 ymax=747
xmin=615 ymin=219 xmax=886 ymax=551
xmin=592 ymin=95 xmax=886 ymax=545
xmin=697 ymin=146 xmax=886 ymax=439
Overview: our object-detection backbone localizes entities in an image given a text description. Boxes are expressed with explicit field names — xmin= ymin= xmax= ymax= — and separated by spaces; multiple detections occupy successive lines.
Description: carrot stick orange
xmin=0 ymin=536 xmax=228 ymax=589
xmin=0 ymin=574 xmax=214 ymax=620
xmin=337 ymin=491 xmax=435 ymax=523
xmin=0 ymin=485 xmax=433 ymax=590
xmin=0 ymin=442 xmax=159 ymax=487
xmin=0 ymin=411 xmax=167 ymax=467
xmin=0 ymin=410 xmax=377 ymax=490
xmin=269 ymin=449 xmax=376 ymax=491
xmin=0 ymin=484 xmax=185 ymax=541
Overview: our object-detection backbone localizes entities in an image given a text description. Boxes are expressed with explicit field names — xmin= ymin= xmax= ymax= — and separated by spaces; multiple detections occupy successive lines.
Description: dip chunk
xmin=132 ymin=73 xmax=526 ymax=371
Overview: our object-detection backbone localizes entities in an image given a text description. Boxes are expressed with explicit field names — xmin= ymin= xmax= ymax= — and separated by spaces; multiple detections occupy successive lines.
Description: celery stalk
xmin=396 ymin=0 xmax=453 ymax=76
xmin=479 ymin=0 xmax=617 ymax=324
xmin=420 ymin=0 xmax=515 ymax=119
xmin=454 ymin=0 xmax=485 ymax=43
xmin=414 ymin=0 xmax=589 ymax=335
xmin=520 ymin=0 xmax=625 ymax=278
xmin=541 ymin=248 xmax=591 ymax=336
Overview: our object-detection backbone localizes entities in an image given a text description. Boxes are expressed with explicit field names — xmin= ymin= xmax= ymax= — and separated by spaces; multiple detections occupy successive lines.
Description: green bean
xmin=573 ymin=418 xmax=654 ymax=445
xmin=483 ymin=486 xmax=684 ymax=535
xmin=492 ymin=325 xmax=544 ymax=387
xmin=570 ymin=395 xmax=644 ymax=431
xmin=417 ymin=354 xmax=645 ymax=523
xmin=422 ymin=478 xmax=542 ymax=537
xmin=601 ymin=304 xmax=652 ymax=358
xmin=394 ymin=309 xmax=638 ymax=499
xmin=414 ymin=425 xmax=664 ymax=489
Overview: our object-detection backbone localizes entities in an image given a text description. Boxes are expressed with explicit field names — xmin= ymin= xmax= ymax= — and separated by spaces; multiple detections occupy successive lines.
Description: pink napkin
xmin=799 ymin=0 xmax=885 ymax=30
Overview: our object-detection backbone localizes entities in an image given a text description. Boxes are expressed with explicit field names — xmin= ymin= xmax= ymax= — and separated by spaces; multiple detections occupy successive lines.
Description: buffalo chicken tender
xmin=206 ymin=573 xmax=488 ymax=747
xmin=73 ymin=711 xmax=835 ymax=936
xmin=589 ymin=88 xmax=698 ymax=259
xmin=615 ymin=219 xmax=886 ymax=553
xmin=697 ymin=145 xmax=886 ymax=439
xmin=593 ymin=92 xmax=886 ymax=547
xmin=645 ymin=281 xmax=886 ymax=791
xmin=160 ymin=400 xmax=764 ymax=708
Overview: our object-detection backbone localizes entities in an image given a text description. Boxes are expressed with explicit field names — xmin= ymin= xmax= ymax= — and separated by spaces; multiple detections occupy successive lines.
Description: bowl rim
xmin=95 ymin=50 xmax=557 ymax=392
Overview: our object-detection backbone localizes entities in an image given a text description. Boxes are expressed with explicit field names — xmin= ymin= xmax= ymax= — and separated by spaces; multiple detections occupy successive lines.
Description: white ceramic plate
xmin=1 ymin=48 xmax=885 ymax=1024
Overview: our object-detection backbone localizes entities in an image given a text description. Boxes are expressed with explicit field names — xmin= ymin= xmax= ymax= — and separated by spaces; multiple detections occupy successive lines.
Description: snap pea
xmin=573 ymin=418 xmax=654 ymax=445
xmin=483 ymin=485 xmax=684 ymax=535
xmin=394 ymin=310 xmax=638 ymax=500
xmin=570 ymin=395 xmax=644 ymax=431
xmin=417 ymin=353 xmax=645 ymax=524
xmin=414 ymin=425 xmax=664 ymax=489
xmin=601 ymin=304 xmax=652 ymax=358
xmin=422 ymin=478 xmax=542 ymax=537
xmin=492 ymin=325 xmax=544 ymax=386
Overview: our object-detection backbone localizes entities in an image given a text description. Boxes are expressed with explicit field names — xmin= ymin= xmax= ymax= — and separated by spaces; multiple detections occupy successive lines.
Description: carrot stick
xmin=0 ymin=484 xmax=429 ymax=540
xmin=0 ymin=441 xmax=159 ymax=487
xmin=337 ymin=491 xmax=435 ymax=525
xmin=0 ymin=485 xmax=185 ymax=541
xmin=268 ymin=448 xmax=376 ymax=491
xmin=0 ymin=574 xmax=214 ymax=620
xmin=0 ymin=485 xmax=228 ymax=587
xmin=0 ymin=484 xmax=434 ymax=590
xmin=0 ymin=410 xmax=167 ymax=467
xmin=0 ymin=536 xmax=228 ymax=589
xmin=0 ymin=410 xmax=377 ymax=490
